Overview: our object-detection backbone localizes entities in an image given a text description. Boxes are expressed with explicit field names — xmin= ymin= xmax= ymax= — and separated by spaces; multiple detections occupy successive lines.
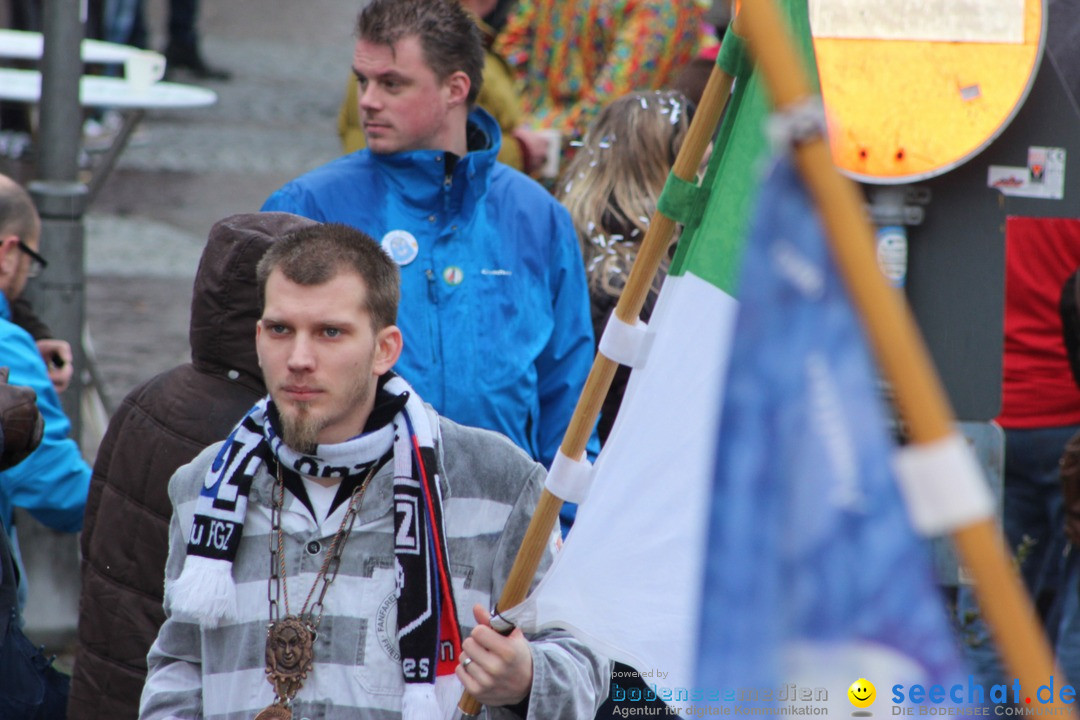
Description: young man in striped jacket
xmin=139 ymin=222 xmax=608 ymax=720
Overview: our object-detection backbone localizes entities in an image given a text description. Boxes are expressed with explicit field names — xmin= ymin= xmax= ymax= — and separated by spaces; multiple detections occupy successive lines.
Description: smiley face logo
xmin=848 ymin=678 xmax=876 ymax=708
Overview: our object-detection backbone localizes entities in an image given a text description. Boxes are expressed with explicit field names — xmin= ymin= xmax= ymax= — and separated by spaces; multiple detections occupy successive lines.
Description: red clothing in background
xmin=998 ymin=216 xmax=1080 ymax=428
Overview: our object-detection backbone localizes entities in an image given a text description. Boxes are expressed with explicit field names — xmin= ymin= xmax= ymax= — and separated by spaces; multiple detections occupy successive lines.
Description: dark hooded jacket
xmin=68 ymin=212 xmax=317 ymax=720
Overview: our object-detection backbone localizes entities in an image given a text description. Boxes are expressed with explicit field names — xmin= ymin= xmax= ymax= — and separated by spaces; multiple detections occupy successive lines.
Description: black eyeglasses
xmin=17 ymin=241 xmax=47 ymax=278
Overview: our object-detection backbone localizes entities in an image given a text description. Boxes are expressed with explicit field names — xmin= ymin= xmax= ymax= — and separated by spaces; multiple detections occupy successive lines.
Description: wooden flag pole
xmin=738 ymin=0 xmax=1073 ymax=712
xmin=457 ymin=58 xmax=735 ymax=717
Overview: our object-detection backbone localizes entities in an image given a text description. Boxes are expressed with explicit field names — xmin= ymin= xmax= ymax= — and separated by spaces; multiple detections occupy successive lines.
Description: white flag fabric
xmin=502 ymin=272 xmax=738 ymax=696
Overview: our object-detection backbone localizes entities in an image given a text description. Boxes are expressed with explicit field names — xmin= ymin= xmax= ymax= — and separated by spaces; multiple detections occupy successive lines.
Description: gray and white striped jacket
xmin=140 ymin=412 xmax=610 ymax=720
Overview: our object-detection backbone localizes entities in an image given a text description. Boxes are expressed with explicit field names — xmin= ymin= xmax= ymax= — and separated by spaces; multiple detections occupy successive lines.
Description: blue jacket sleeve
xmin=1 ymin=323 xmax=91 ymax=532
xmin=535 ymin=205 xmax=601 ymax=470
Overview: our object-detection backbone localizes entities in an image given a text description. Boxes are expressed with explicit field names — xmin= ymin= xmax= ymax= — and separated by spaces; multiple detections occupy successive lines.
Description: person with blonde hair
xmin=557 ymin=89 xmax=693 ymax=442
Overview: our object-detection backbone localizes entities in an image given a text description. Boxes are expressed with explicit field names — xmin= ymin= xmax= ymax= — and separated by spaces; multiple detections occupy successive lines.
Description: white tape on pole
xmin=598 ymin=314 xmax=651 ymax=369
xmin=544 ymin=449 xmax=594 ymax=504
xmin=893 ymin=433 xmax=996 ymax=537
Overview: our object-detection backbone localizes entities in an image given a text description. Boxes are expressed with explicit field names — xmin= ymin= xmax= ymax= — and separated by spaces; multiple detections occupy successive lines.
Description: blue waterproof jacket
xmin=263 ymin=109 xmax=597 ymax=469
xmin=0 ymin=292 xmax=90 ymax=535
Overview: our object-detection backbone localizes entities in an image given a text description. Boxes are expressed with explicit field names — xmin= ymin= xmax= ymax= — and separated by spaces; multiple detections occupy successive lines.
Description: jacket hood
xmin=189 ymin=212 xmax=318 ymax=389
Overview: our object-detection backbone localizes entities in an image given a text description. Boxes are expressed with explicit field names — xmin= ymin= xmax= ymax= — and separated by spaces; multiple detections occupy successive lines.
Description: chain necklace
xmin=255 ymin=462 xmax=379 ymax=720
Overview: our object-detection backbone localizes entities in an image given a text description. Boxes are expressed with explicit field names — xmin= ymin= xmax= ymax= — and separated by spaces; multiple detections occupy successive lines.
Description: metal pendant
xmin=265 ymin=615 xmax=314 ymax=702
xmin=254 ymin=703 xmax=292 ymax=720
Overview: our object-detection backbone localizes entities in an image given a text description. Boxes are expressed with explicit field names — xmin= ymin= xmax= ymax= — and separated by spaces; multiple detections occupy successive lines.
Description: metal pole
xmin=26 ymin=0 xmax=88 ymax=442
xmin=26 ymin=182 xmax=87 ymax=444
xmin=38 ymin=0 xmax=84 ymax=182
xmin=16 ymin=181 xmax=89 ymax=652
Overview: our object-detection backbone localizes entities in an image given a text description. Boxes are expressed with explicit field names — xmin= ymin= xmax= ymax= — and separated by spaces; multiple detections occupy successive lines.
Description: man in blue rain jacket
xmin=262 ymin=0 xmax=597 ymax=479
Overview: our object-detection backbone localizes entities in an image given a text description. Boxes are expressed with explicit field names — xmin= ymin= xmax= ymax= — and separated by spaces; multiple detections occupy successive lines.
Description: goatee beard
xmin=281 ymin=405 xmax=322 ymax=455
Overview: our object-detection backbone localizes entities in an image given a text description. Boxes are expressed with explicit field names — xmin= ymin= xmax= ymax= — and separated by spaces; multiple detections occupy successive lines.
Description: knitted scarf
xmin=169 ymin=373 xmax=463 ymax=719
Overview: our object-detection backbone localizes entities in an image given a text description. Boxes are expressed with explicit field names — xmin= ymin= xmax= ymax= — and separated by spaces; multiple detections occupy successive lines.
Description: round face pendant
xmin=265 ymin=616 xmax=314 ymax=701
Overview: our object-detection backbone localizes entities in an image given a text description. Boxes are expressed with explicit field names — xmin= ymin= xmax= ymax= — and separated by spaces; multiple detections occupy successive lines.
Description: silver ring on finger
xmin=461 ymin=656 xmax=473 ymax=669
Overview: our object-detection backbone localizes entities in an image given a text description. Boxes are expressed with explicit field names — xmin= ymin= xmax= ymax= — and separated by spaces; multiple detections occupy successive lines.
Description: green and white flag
xmin=502 ymin=2 xmax=818 ymax=698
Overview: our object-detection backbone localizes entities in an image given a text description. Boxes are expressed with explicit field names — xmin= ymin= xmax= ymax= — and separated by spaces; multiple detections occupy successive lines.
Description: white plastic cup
xmin=125 ymin=50 xmax=165 ymax=92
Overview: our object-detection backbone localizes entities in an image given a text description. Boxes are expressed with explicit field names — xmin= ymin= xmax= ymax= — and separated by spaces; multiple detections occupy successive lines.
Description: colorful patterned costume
xmin=495 ymin=0 xmax=704 ymax=140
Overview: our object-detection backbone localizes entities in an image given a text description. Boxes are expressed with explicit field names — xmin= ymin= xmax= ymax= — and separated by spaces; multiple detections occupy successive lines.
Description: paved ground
xmin=86 ymin=0 xmax=353 ymax=398
xmin=5 ymin=0 xmax=361 ymax=656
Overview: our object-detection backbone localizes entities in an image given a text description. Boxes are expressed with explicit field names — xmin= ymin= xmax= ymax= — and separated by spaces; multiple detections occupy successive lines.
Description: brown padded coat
xmin=67 ymin=212 xmax=317 ymax=720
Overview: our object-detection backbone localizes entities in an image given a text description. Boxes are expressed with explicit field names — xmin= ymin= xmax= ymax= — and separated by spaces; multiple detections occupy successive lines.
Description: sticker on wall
xmin=987 ymin=146 xmax=1066 ymax=199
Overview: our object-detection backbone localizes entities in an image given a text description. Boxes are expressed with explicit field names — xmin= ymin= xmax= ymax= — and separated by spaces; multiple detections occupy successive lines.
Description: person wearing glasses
xmin=0 ymin=173 xmax=91 ymax=611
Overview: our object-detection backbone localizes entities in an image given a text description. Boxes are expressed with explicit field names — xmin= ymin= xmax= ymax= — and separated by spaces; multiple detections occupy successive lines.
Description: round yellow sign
xmin=812 ymin=0 xmax=1045 ymax=183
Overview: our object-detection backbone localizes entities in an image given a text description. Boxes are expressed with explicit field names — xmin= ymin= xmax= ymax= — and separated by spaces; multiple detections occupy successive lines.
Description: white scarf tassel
xmin=402 ymin=683 xmax=440 ymax=720
xmin=169 ymin=555 xmax=238 ymax=627
xmin=434 ymin=674 xmax=466 ymax=720
xmin=400 ymin=676 xmax=464 ymax=720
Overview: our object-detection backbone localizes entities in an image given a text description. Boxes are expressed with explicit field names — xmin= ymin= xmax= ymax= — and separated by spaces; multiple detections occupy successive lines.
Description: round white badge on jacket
xmin=380 ymin=230 xmax=419 ymax=266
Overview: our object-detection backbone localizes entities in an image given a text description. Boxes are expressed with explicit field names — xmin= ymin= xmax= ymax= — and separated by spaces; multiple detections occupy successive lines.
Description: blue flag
xmin=694 ymin=157 xmax=967 ymax=714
